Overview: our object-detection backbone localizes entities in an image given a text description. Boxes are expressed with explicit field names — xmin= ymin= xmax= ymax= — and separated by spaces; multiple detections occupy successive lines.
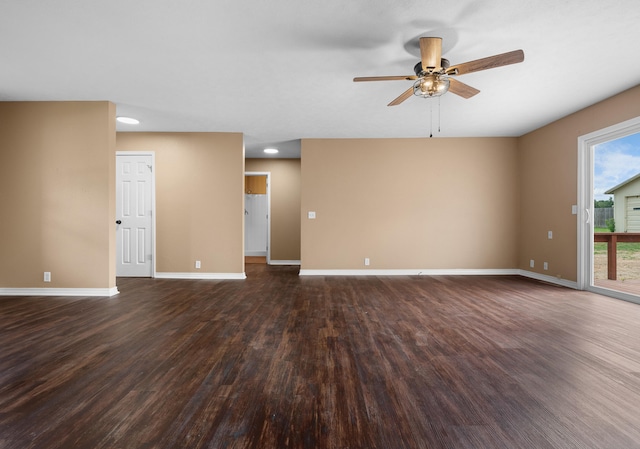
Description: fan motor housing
xmin=414 ymin=58 xmax=450 ymax=76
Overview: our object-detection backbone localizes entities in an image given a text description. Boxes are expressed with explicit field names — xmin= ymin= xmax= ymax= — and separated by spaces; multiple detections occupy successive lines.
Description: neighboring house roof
xmin=605 ymin=173 xmax=640 ymax=194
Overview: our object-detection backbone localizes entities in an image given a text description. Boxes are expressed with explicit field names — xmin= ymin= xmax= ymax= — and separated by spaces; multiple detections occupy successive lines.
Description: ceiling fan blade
xmin=388 ymin=86 xmax=415 ymax=106
xmin=419 ymin=37 xmax=442 ymax=71
xmin=353 ymin=75 xmax=417 ymax=82
xmin=448 ymin=78 xmax=480 ymax=99
xmin=448 ymin=49 xmax=524 ymax=76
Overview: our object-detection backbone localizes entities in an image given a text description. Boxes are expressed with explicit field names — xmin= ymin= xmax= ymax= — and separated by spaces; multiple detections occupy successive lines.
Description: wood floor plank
xmin=2 ymin=266 xmax=640 ymax=448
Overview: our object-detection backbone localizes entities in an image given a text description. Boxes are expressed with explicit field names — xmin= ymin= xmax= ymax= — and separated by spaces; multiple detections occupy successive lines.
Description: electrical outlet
xmin=364 ymin=258 xmax=370 ymax=266
xmin=530 ymin=259 xmax=534 ymax=268
xmin=548 ymin=230 xmax=553 ymax=239
xmin=44 ymin=272 xmax=51 ymax=282
xmin=543 ymin=262 xmax=548 ymax=270
xmin=195 ymin=260 xmax=201 ymax=269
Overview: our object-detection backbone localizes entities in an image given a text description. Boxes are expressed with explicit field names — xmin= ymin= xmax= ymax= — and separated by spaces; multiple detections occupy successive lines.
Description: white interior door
xmin=245 ymin=193 xmax=268 ymax=256
xmin=244 ymin=172 xmax=270 ymax=261
xmin=116 ymin=154 xmax=154 ymax=277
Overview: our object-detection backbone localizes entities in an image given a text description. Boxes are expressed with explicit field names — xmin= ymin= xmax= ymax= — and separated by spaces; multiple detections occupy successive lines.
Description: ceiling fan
xmin=354 ymin=37 xmax=524 ymax=106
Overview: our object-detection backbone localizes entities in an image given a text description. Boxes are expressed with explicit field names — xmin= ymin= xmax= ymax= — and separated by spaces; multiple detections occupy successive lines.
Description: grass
xmin=595 ymin=243 xmax=640 ymax=256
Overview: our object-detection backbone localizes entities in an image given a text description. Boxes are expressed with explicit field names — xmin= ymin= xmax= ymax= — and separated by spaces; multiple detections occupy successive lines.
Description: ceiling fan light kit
xmin=354 ymin=36 xmax=524 ymax=106
xmin=413 ymin=74 xmax=450 ymax=98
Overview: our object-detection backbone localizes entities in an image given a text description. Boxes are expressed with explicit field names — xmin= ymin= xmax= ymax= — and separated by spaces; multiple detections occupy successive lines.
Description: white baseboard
xmin=0 ymin=270 xmax=575 ymax=297
xmin=155 ymin=272 xmax=246 ymax=280
xmin=298 ymin=268 xmax=579 ymax=289
xmin=0 ymin=287 xmax=119 ymax=297
xmin=299 ymin=268 xmax=520 ymax=276
xmin=269 ymin=260 xmax=301 ymax=266
xmin=245 ymin=251 xmax=267 ymax=257
xmin=517 ymin=270 xmax=579 ymax=289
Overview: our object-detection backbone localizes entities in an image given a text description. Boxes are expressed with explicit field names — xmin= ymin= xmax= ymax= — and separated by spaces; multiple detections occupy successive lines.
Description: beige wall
xmin=116 ymin=132 xmax=244 ymax=274
xmin=301 ymin=138 xmax=520 ymax=270
xmin=518 ymin=85 xmax=640 ymax=281
xmin=3 ymin=86 xmax=639 ymax=287
xmin=0 ymin=101 xmax=116 ymax=289
xmin=245 ymin=159 xmax=301 ymax=261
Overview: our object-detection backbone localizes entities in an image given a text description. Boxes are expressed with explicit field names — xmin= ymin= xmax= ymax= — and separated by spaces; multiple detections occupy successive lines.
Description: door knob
xmin=116 ymin=220 xmax=122 ymax=225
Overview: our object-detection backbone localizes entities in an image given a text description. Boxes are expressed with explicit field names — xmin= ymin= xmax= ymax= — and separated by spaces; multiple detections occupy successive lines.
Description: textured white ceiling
xmin=1 ymin=0 xmax=639 ymax=158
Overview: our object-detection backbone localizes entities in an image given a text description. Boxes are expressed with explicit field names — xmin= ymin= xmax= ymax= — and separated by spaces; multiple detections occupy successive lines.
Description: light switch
xmin=308 ymin=211 xmax=316 ymax=219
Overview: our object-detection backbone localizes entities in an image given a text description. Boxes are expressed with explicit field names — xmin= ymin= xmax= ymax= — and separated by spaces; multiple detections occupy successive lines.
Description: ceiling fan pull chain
xmin=429 ymin=100 xmax=433 ymax=138
xmin=438 ymin=96 xmax=442 ymax=133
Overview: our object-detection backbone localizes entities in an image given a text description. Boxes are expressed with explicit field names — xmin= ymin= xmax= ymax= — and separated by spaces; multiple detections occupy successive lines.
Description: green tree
xmin=606 ymin=218 xmax=616 ymax=232
xmin=594 ymin=196 xmax=614 ymax=208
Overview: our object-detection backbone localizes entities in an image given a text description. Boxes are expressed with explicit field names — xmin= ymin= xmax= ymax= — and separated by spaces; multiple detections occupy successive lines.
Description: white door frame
xmin=244 ymin=171 xmax=271 ymax=264
xmin=577 ymin=115 xmax=640 ymax=303
xmin=116 ymin=151 xmax=157 ymax=277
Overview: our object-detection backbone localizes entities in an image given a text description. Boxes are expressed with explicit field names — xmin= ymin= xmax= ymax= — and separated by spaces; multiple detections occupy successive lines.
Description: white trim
xmin=115 ymin=151 xmax=157 ymax=278
xmin=298 ymin=268 xmax=580 ymax=290
xmin=299 ymin=268 xmax=520 ymax=276
xmin=577 ymin=116 xmax=640 ymax=292
xmin=0 ymin=287 xmax=119 ymax=297
xmin=586 ymin=285 xmax=640 ymax=305
xmin=269 ymin=260 xmax=301 ymax=266
xmin=245 ymin=250 xmax=267 ymax=257
xmin=517 ymin=270 xmax=579 ymax=289
xmin=155 ymin=272 xmax=246 ymax=280
xmin=244 ymin=171 xmax=271 ymax=264
xmin=577 ymin=130 xmax=592 ymax=291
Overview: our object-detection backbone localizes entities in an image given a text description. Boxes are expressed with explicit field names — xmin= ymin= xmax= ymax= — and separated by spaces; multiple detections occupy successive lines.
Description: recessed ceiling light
xmin=116 ymin=116 xmax=140 ymax=125
xmin=264 ymin=148 xmax=279 ymax=154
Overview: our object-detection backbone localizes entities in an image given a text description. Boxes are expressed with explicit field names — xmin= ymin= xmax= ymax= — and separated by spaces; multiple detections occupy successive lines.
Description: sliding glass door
xmin=578 ymin=117 xmax=640 ymax=304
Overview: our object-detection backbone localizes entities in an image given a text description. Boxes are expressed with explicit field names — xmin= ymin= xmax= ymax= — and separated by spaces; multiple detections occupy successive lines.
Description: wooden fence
xmin=594 ymin=207 xmax=613 ymax=228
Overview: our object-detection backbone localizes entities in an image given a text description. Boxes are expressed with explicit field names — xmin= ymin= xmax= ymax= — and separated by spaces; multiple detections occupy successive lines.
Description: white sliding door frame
xmin=578 ymin=116 xmax=640 ymax=303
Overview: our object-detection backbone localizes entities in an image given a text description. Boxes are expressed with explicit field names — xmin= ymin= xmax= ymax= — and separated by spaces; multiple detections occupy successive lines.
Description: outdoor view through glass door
xmin=593 ymin=132 xmax=640 ymax=296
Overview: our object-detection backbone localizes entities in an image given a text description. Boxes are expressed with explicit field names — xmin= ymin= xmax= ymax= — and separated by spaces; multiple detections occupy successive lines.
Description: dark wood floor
xmin=2 ymin=266 xmax=640 ymax=448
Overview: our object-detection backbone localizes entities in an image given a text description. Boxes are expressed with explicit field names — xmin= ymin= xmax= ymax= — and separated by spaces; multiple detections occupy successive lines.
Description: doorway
xmin=244 ymin=172 xmax=270 ymax=264
xmin=115 ymin=152 xmax=155 ymax=277
xmin=578 ymin=116 xmax=640 ymax=303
